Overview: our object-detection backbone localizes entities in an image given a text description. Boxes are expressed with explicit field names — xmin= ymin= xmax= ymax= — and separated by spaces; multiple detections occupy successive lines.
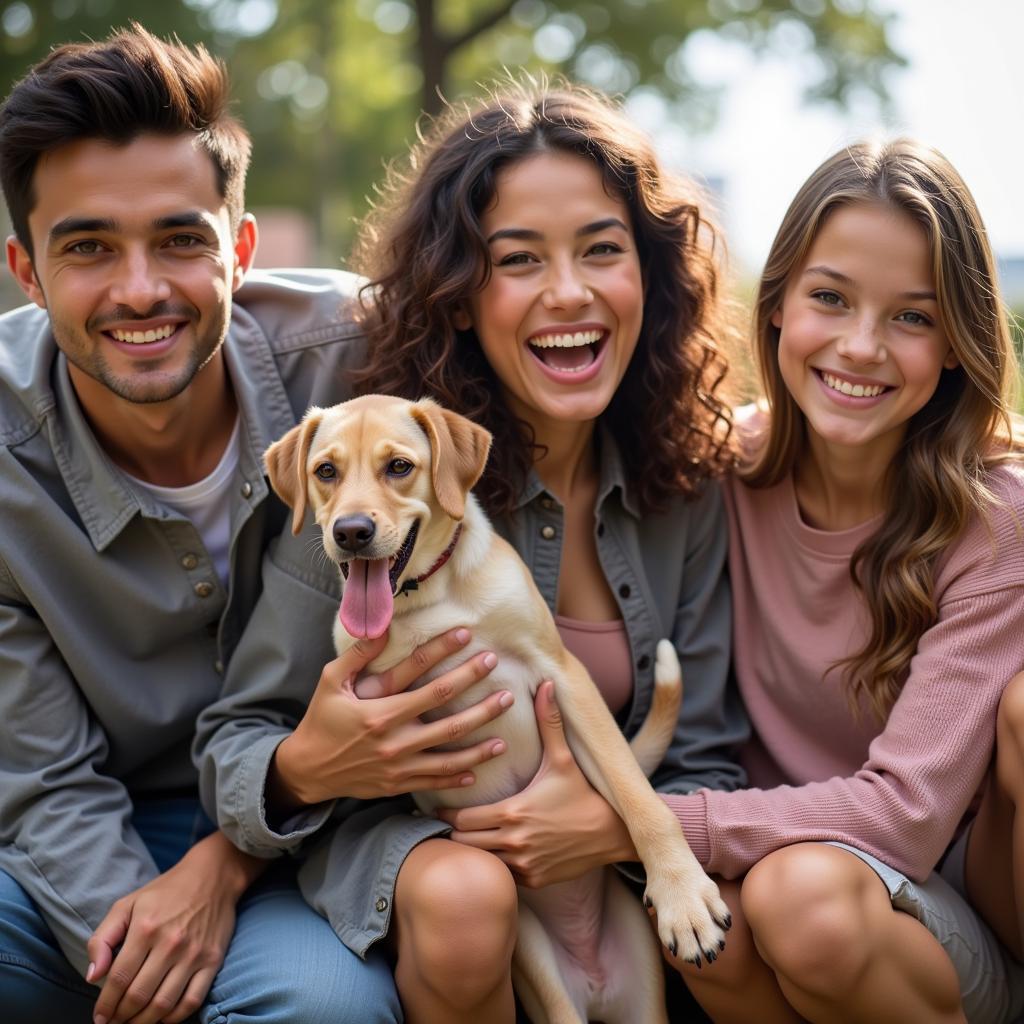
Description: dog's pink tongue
xmin=339 ymin=558 xmax=394 ymax=639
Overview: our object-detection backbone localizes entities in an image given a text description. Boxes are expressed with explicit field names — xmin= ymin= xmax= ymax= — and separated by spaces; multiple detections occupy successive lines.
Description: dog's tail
xmin=629 ymin=639 xmax=683 ymax=776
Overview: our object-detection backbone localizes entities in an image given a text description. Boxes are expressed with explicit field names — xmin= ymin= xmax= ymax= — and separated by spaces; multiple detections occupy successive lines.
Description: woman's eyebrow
xmin=486 ymin=217 xmax=630 ymax=245
xmin=803 ymin=264 xmax=936 ymax=300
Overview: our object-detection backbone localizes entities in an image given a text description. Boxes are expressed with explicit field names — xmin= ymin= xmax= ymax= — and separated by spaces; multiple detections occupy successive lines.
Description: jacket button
xmin=181 ymin=553 xmax=198 ymax=570
xmin=618 ymin=584 xmax=631 ymax=599
xmin=637 ymin=654 xmax=651 ymax=671
xmin=596 ymin=523 xmax=605 ymax=537
xmin=214 ymin=659 xmax=224 ymax=674
xmin=375 ymin=897 xmax=389 ymax=913
xmin=194 ymin=581 xmax=214 ymax=598
xmin=240 ymin=481 xmax=253 ymax=498
xmin=540 ymin=525 xmax=556 ymax=540
xmin=540 ymin=496 xmax=556 ymax=511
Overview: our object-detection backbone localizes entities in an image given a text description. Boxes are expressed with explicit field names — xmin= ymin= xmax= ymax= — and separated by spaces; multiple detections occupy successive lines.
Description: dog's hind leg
xmin=512 ymin=901 xmax=586 ymax=1024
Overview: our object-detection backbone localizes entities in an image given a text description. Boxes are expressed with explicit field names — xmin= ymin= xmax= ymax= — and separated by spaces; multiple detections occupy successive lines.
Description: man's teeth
xmin=111 ymin=324 xmax=176 ymax=344
xmin=822 ymin=372 xmax=886 ymax=398
xmin=529 ymin=329 xmax=602 ymax=349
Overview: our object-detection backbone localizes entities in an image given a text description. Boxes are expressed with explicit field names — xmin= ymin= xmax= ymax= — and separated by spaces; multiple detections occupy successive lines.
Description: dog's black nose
xmin=333 ymin=515 xmax=376 ymax=553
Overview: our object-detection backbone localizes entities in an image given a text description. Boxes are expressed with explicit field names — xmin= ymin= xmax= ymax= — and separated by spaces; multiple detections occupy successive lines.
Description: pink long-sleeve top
xmin=668 ymin=431 xmax=1024 ymax=882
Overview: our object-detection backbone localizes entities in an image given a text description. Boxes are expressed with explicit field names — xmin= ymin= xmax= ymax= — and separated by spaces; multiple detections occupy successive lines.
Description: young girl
xmin=668 ymin=140 xmax=1024 ymax=1024
xmin=198 ymin=81 xmax=747 ymax=1023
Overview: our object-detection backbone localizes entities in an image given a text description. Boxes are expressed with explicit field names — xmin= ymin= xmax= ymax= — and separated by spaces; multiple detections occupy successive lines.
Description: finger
xmin=125 ymin=960 xmax=190 ymax=1024
xmin=94 ymin=944 xmax=152 ymax=1024
xmin=355 ymin=628 xmax=471 ymax=698
xmin=436 ymin=796 xmax=511 ymax=832
xmin=324 ymin=634 xmax=390 ymax=692
xmin=414 ymin=674 xmax=511 ymax=745
xmin=447 ymin=827 xmax=509 ymax=850
xmin=409 ymin=737 xmax=507 ymax=783
xmin=160 ymin=967 xmax=216 ymax=1024
xmin=535 ymin=680 xmax=565 ymax=741
xmin=87 ymin=903 xmax=130 ymax=983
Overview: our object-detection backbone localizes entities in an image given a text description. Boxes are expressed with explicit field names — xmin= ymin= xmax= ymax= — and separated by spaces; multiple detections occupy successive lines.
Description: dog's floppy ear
xmin=264 ymin=409 xmax=324 ymax=535
xmin=410 ymin=400 xmax=492 ymax=520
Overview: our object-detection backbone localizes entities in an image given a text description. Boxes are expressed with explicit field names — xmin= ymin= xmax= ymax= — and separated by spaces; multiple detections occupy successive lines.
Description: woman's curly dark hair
xmin=351 ymin=79 xmax=736 ymax=516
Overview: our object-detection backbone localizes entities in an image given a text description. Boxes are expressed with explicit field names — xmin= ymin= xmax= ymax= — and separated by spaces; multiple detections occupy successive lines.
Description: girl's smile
xmin=773 ymin=201 xmax=958 ymax=468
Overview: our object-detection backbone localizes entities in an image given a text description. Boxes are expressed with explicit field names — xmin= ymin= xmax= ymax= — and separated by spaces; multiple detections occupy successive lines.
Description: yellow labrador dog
xmin=265 ymin=394 xmax=729 ymax=1024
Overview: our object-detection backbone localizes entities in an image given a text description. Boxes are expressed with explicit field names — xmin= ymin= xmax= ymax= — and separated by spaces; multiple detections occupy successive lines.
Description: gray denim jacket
xmin=0 ymin=269 xmax=364 ymax=974
xmin=195 ymin=426 xmax=749 ymax=954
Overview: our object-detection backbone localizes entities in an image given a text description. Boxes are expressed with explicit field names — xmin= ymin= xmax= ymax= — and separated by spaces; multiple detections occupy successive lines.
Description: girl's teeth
xmin=822 ymin=372 xmax=885 ymax=398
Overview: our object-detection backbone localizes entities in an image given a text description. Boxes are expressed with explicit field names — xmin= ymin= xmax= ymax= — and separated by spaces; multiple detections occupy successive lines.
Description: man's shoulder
xmin=0 ymin=304 xmax=55 ymax=447
xmin=232 ymin=268 xmax=365 ymax=355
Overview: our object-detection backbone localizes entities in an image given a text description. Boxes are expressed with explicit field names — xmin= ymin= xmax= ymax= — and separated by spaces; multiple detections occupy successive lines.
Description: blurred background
xmin=1 ymin=0 xmax=1021 ymax=359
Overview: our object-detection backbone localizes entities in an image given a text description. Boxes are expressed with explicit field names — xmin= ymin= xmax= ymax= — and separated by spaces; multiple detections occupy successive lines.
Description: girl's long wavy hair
xmin=746 ymin=139 xmax=1022 ymax=721
xmin=351 ymin=80 xmax=735 ymax=516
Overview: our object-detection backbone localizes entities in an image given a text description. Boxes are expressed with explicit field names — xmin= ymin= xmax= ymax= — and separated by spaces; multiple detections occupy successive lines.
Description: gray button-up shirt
xmin=0 ymin=269 xmax=365 ymax=973
xmin=195 ymin=425 xmax=749 ymax=954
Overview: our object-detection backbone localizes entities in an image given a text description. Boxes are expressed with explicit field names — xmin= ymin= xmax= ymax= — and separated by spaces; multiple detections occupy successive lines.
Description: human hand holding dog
xmin=439 ymin=681 xmax=637 ymax=888
xmin=270 ymin=627 xmax=511 ymax=810
xmin=87 ymin=830 xmax=264 ymax=1024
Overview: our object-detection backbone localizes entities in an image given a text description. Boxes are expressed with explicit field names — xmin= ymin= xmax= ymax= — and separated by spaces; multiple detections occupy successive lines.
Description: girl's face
xmin=773 ymin=201 xmax=958 ymax=459
xmin=457 ymin=150 xmax=644 ymax=435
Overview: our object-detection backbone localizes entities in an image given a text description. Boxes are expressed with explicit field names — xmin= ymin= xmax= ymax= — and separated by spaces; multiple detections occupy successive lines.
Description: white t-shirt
xmin=127 ymin=418 xmax=241 ymax=588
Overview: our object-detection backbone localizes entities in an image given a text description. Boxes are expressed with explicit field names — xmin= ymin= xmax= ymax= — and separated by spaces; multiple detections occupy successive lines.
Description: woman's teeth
xmin=821 ymin=372 xmax=886 ymax=398
xmin=529 ymin=329 xmax=602 ymax=349
xmin=111 ymin=324 xmax=176 ymax=344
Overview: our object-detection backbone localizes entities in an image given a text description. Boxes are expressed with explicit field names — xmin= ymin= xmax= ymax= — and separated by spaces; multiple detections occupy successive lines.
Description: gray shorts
xmin=829 ymin=835 xmax=1024 ymax=1024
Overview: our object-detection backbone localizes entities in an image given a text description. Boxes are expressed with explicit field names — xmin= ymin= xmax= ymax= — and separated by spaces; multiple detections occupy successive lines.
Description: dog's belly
xmin=403 ymin=643 xmax=547 ymax=813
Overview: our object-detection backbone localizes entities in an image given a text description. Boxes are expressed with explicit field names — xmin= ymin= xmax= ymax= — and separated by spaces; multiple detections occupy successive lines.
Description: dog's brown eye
xmin=387 ymin=458 xmax=413 ymax=477
xmin=314 ymin=463 xmax=336 ymax=481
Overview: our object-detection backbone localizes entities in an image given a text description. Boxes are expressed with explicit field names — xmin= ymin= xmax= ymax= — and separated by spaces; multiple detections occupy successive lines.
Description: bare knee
xmin=742 ymin=844 xmax=881 ymax=998
xmin=996 ymin=672 xmax=1024 ymax=788
xmin=394 ymin=840 xmax=517 ymax=1006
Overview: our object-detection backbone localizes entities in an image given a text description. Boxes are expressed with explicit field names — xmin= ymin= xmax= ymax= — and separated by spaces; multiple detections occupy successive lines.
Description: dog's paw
xmin=643 ymin=861 xmax=730 ymax=966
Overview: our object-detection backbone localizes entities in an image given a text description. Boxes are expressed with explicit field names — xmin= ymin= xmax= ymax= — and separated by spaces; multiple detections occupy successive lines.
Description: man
xmin=0 ymin=24 xmax=505 ymax=1024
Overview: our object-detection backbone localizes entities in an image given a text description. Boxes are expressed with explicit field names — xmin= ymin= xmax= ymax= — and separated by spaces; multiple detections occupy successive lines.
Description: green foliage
xmin=1 ymin=0 xmax=904 ymax=263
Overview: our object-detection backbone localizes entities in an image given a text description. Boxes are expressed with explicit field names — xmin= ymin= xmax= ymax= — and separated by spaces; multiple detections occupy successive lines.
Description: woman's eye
xmin=314 ymin=463 xmax=336 ymax=481
xmin=387 ymin=458 xmax=413 ymax=477
xmin=497 ymin=252 xmax=535 ymax=266
xmin=812 ymin=290 xmax=844 ymax=307
xmin=588 ymin=242 xmax=621 ymax=256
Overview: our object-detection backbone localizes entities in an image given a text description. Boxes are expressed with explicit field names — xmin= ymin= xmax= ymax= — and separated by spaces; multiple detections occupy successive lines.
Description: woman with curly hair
xmin=338 ymin=81 xmax=748 ymax=1020
xmin=673 ymin=140 xmax=1024 ymax=1024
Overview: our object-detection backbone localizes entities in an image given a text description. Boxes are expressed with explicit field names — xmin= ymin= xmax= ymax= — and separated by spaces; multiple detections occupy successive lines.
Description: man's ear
xmin=264 ymin=409 xmax=324 ymax=534
xmin=6 ymin=236 xmax=45 ymax=309
xmin=231 ymin=214 xmax=258 ymax=292
xmin=410 ymin=400 xmax=491 ymax=520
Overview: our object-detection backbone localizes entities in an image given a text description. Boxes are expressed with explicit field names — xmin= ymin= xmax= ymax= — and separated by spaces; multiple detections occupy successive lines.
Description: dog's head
xmin=264 ymin=394 xmax=491 ymax=639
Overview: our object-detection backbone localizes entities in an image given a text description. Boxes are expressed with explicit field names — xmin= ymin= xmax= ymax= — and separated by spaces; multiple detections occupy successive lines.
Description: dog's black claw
xmin=723 ymin=912 xmax=733 ymax=931
xmin=704 ymin=948 xmax=717 ymax=964
xmin=718 ymin=939 xmax=727 ymax=952
xmin=668 ymin=939 xmax=678 ymax=957
xmin=690 ymin=955 xmax=702 ymax=970
xmin=644 ymin=895 xmax=653 ymax=909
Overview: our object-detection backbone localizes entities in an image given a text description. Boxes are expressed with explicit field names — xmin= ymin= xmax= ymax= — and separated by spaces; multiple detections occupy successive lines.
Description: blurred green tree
xmin=1 ymin=0 xmax=903 ymax=265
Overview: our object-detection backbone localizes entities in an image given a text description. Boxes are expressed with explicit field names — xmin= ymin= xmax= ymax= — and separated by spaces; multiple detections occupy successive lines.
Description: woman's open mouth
xmin=527 ymin=329 xmax=607 ymax=378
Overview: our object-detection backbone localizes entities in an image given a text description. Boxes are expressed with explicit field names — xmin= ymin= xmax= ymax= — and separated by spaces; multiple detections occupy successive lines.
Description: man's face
xmin=6 ymin=133 xmax=255 ymax=405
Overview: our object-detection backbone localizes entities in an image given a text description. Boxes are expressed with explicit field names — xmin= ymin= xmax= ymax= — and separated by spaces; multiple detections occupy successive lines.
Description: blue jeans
xmin=0 ymin=798 xmax=402 ymax=1024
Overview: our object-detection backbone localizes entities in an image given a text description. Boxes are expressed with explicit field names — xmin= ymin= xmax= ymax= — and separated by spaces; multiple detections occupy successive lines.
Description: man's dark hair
xmin=0 ymin=23 xmax=251 ymax=254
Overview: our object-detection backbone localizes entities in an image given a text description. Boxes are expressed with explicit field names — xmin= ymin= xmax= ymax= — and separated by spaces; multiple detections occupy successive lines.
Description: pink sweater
xmin=668 ymin=441 xmax=1024 ymax=882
